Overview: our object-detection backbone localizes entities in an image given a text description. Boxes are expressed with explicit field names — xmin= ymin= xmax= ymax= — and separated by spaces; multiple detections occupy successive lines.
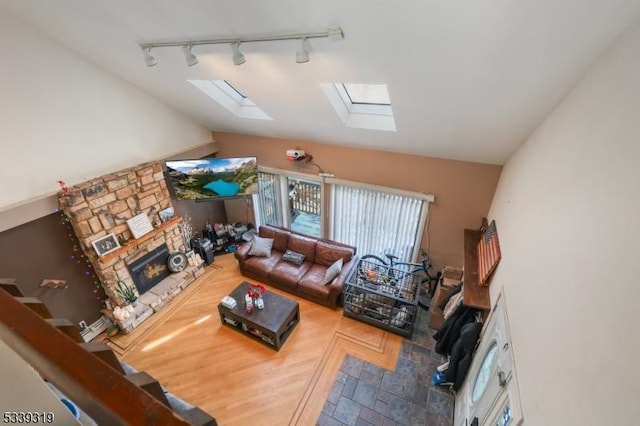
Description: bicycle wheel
xmin=357 ymin=255 xmax=389 ymax=283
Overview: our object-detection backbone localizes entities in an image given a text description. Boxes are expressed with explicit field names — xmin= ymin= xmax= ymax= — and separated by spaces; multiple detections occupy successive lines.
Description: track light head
xmin=230 ymin=42 xmax=246 ymax=66
xmin=182 ymin=45 xmax=199 ymax=67
xmin=328 ymin=27 xmax=344 ymax=41
xmin=141 ymin=46 xmax=157 ymax=67
xmin=296 ymin=38 xmax=310 ymax=63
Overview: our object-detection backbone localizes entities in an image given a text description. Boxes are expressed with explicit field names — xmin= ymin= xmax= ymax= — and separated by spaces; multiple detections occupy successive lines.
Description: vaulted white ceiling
xmin=3 ymin=0 xmax=640 ymax=164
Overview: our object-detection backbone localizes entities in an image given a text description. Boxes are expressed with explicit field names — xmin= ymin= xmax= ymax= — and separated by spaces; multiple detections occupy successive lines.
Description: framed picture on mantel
xmin=92 ymin=233 xmax=121 ymax=257
xmin=127 ymin=213 xmax=154 ymax=239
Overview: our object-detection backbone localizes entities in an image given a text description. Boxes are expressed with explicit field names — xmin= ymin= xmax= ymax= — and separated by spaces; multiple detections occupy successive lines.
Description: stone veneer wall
xmin=59 ymin=161 xmax=185 ymax=305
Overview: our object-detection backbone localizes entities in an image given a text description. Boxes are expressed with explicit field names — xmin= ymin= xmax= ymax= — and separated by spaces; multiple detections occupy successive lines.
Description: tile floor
xmin=317 ymin=308 xmax=455 ymax=426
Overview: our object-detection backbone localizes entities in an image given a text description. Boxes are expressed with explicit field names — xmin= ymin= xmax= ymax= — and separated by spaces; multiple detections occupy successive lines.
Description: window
xmin=253 ymin=168 xmax=324 ymax=237
xmin=187 ymin=79 xmax=271 ymax=120
xmin=252 ymin=168 xmax=433 ymax=261
xmin=287 ymin=177 xmax=322 ymax=237
xmin=320 ymin=82 xmax=396 ymax=131
xmin=254 ymin=171 xmax=282 ymax=227
xmin=219 ymin=80 xmax=255 ymax=106
xmin=329 ymin=181 xmax=432 ymax=262
xmin=342 ymin=83 xmax=390 ymax=105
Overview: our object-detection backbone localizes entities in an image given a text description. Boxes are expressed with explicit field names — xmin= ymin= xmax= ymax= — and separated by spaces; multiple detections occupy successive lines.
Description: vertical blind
xmin=330 ymin=184 xmax=427 ymax=262
xmin=256 ymin=171 xmax=282 ymax=227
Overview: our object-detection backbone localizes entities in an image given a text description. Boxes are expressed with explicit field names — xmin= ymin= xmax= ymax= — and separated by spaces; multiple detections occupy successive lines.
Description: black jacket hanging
xmin=433 ymin=304 xmax=477 ymax=355
xmin=444 ymin=321 xmax=483 ymax=390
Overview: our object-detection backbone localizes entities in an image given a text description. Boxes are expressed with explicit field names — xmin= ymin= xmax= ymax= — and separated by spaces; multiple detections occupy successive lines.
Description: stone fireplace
xmin=58 ymin=161 xmax=189 ymax=307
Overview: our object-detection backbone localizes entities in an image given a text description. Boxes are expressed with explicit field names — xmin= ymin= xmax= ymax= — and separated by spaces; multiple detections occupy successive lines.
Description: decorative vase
xmin=255 ymin=296 xmax=264 ymax=310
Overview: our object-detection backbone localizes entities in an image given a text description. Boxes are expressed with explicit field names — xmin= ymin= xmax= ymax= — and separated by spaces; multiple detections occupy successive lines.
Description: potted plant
xmin=115 ymin=280 xmax=138 ymax=308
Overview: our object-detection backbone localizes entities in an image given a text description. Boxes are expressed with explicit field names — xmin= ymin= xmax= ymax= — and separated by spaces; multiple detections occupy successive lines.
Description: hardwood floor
xmin=120 ymin=254 xmax=403 ymax=425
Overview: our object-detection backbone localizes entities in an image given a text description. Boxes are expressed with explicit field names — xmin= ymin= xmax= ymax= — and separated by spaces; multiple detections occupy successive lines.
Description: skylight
xmin=187 ymin=80 xmax=270 ymax=120
xmin=342 ymin=83 xmax=390 ymax=105
xmin=320 ymin=82 xmax=396 ymax=132
xmin=220 ymin=80 xmax=255 ymax=106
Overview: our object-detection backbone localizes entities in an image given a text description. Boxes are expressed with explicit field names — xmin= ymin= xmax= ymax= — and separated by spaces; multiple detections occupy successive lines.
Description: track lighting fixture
xmin=230 ymin=42 xmax=246 ymax=66
xmin=182 ymin=45 xmax=199 ymax=67
xmin=295 ymin=38 xmax=309 ymax=63
xmin=139 ymin=26 xmax=344 ymax=67
xmin=141 ymin=46 xmax=157 ymax=67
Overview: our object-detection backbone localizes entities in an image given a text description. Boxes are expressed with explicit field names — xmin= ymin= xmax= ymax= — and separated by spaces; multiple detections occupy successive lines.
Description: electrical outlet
xmin=78 ymin=320 xmax=87 ymax=330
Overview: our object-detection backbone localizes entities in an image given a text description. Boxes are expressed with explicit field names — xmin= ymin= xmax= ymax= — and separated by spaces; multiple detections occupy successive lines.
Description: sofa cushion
xmin=248 ymin=236 xmax=274 ymax=257
xmin=259 ymin=226 xmax=290 ymax=252
xmin=287 ymin=234 xmax=317 ymax=263
xmin=270 ymin=260 xmax=312 ymax=289
xmin=298 ymin=265 xmax=332 ymax=301
xmin=315 ymin=241 xmax=355 ymax=267
xmin=323 ymin=258 xmax=343 ymax=285
xmin=244 ymin=253 xmax=282 ymax=279
xmin=282 ymin=249 xmax=305 ymax=265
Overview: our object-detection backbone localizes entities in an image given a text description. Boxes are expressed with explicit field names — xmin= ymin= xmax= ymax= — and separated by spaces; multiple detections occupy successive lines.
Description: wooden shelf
xmin=98 ymin=216 xmax=183 ymax=264
xmin=462 ymin=228 xmax=491 ymax=310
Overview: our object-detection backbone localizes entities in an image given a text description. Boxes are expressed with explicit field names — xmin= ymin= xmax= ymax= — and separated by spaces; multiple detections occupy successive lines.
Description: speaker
xmin=192 ymin=238 xmax=215 ymax=265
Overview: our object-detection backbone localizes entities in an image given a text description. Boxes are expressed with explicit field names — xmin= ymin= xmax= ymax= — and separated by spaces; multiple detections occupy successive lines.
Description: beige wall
xmin=486 ymin=25 xmax=640 ymax=424
xmin=213 ymin=132 xmax=502 ymax=270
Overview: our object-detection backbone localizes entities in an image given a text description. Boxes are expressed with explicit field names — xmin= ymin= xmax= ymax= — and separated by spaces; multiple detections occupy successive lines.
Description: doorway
xmin=454 ymin=290 xmax=524 ymax=426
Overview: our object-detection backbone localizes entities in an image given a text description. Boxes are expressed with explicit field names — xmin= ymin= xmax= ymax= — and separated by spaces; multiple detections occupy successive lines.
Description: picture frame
xmin=159 ymin=206 xmax=175 ymax=223
xmin=92 ymin=233 xmax=121 ymax=257
xmin=126 ymin=213 xmax=154 ymax=239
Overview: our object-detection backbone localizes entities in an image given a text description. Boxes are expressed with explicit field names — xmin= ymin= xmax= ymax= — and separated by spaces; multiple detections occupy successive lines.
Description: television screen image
xmin=165 ymin=157 xmax=258 ymax=200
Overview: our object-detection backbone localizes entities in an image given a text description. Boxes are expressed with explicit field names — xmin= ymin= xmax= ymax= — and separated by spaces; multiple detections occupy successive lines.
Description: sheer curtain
xmin=329 ymin=182 xmax=432 ymax=262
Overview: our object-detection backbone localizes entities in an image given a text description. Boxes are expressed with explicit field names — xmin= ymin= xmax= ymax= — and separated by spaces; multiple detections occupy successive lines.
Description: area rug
xmin=107 ymin=263 xmax=223 ymax=356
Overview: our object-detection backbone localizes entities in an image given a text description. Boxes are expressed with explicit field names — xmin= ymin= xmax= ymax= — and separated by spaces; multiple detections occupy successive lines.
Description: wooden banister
xmin=80 ymin=342 xmax=126 ymax=374
xmin=126 ymin=372 xmax=170 ymax=407
xmin=15 ymin=297 xmax=53 ymax=318
xmin=0 ymin=289 xmax=192 ymax=425
xmin=45 ymin=318 xmax=83 ymax=343
xmin=0 ymin=278 xmax=23 ymax=297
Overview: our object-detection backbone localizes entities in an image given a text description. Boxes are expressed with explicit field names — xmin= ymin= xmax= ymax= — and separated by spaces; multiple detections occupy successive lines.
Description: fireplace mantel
xmin=99 ymin=216 xmax=183 ymax=264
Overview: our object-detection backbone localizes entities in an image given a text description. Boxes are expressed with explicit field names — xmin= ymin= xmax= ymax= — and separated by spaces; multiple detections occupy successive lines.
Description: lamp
xmin=295 ymin=38 xmax=309 ymax=63
xmin=230 ymin=42 xmax=246 ymax=66
xmin=139 ymin=26 xmax=344 ymax=67
xmin=141 ymin=46 xmax=157 ymax=67
xmin=182 ymin=45 xmax=199 ymax=67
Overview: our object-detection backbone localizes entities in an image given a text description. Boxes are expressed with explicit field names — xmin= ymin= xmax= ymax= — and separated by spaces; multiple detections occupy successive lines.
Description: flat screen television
xmin=165 ymin=157 xmax=258 ymax=200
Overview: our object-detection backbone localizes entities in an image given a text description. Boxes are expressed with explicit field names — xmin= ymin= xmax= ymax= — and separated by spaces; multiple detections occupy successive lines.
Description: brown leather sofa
xmin=234 ymin=224 xmax=357 ymax=308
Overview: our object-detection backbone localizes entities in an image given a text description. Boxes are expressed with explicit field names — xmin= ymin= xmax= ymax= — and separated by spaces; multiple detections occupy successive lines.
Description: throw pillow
xmin=282 ymin=249 xmax=305 ymax=265
xmin=323 ymin=258 xmax=344 ymax=285
xmin=248 ymin=236 xmax=274 ymax=257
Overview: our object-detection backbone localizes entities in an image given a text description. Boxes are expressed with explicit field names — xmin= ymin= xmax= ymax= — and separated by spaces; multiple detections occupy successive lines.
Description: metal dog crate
xmin=343 ymin=258 xmax=420 ymax=338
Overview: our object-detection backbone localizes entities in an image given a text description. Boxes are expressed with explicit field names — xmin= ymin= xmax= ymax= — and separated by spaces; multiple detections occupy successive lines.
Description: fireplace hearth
xmin=127 ymin=244 xmax=170 ymax=295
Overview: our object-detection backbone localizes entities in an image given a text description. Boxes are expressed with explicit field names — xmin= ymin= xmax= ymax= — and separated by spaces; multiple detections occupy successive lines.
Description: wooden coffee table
xmin=218 ymin=281 xmax=300 ymax=351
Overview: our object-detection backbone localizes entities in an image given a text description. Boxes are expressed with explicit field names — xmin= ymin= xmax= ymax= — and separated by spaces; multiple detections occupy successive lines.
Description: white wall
xmin=487 ymin=24 xmax=640 ymax=424
xmin=0 ymin=12 xmax=211 ymax=211
xmin=0 ymin=339 xmax=78 ymax=424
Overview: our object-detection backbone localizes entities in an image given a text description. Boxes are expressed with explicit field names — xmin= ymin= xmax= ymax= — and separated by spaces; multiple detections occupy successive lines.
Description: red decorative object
xmin=477 ymin=219 xmax=501 ymax=286
xmin=57 ymin=180 xmax=70 ymax=196
xmin=247 ymin=283 xmax=267 ymax=300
